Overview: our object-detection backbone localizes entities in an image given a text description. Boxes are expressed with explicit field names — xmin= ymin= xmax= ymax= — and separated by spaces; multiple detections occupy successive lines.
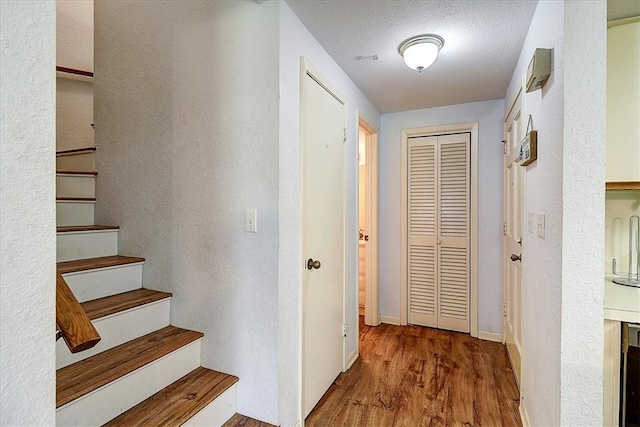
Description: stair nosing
xmin=57 ymin=255 xmax=145 ymax=275
xmin=82 ymin=288 xmax=172 ymax=321
xmin=57 ymin=225 xmax=120 ymax=233
xmin=56 ymin=196 xmax=96 ymax=202
xmin=56 ymin=146 xmax=96 ymax=156
xmin=56 ymin=326 xmax=204 ymax=408
xmin=57 ymin=170 xmax=98 ymax=176
xmin=102 ymin=367 xmax=239 ymax=426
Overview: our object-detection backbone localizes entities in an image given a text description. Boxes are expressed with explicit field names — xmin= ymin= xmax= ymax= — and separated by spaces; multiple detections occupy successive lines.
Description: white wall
xmin=378 ymin=99 xmax=505 ymax=333
xmin=504 ymin=1 xmax=606 ymax=425
xmin=0 ymin=1 xmax=57 ymax=425
xmin=279 ymin=3 xmax=380 ymax=425
xmin=94 ymin=1 xmax=280 ymax=423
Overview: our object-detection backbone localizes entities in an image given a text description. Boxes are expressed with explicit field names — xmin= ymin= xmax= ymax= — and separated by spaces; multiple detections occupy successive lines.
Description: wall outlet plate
xmin=537 ymin=213 xmax=545 ymax=238
xmin=246 ymin=209 xmax=257 ymax=233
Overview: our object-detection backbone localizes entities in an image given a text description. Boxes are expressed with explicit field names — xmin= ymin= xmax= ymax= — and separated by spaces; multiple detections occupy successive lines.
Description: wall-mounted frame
xmin=520 ymin=130 xmax=537 ymax=166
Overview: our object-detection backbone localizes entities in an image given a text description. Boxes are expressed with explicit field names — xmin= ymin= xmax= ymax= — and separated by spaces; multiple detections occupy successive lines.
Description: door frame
xmin=357 ymin=116 xmax=380 ymax=328
xmin=299 ymin=57 xmax=348 ymax=424
xmin=502 ymin=76 xmax=526 ymax=392
xmin=399 ymin=122 xmax=479 ymax=337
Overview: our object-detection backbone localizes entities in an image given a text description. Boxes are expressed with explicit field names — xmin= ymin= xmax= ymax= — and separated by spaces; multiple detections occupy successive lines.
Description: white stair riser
xmin=63 ymin=263 xmax=143 ymax=303
xmin=57 ymin=201 xmax=94 ymax=226
xmin=56 ymin=299 xmax=171 ymax=369
xmin=57 ymin=152 xmax=94 ymax=171
xmin=183 ymin=383 xmax=237 ymax=427
xmin=57 ymin=174 xmax=96 ymax=199
xmin=57 ymin=229 xmax=118 ymax=262
xmin=56 ymin=340 xmax=202 ymax=427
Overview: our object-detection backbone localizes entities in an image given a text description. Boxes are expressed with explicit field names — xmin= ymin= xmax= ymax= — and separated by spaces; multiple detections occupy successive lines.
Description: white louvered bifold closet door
xmin=408 ymin=133 xmax=470 ymax=333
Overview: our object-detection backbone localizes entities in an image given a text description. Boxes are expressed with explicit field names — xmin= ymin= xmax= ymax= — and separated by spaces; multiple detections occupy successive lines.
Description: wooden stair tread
xmin=58 ymin=255 xmax=145 ymax=274
xmin=57 ymin=225 xmax=119 ymax=233
xmin=57 ymin=170 xmax=98 ymax=176
xmin=223 ymin=414 xmax=277 ymax=427
xmin=103 ymin=367 xmax=239 ymax=426
xmin=56 ymin=196 xmax=96 ymax=202
xmin=56 ymin=326 xmax=204 ymax=408
xmin=82 ymin=288 xmax=172 ymax=321
xmin=57 ymin=146 xmax=96 ymax=156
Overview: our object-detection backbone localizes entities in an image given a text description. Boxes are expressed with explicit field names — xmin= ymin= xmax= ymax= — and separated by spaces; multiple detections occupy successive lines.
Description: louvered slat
xmin=439 ymin=141 xmax=468 ymax=238
xmin=409 ymin=245 xmax=436 ymax=326
xmin=409 ymin=143 xmax=435 ymax=236
xmin=439 ymin=247 xmax=468 ymax=321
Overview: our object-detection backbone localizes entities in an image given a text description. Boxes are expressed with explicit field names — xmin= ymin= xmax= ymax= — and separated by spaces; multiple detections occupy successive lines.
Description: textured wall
xmin=378 ymin=99 xmax=505 ymax=334
xmin=57 ymin=0 xmax=93 ymax=71
xmin=503 ymin=1 xmax=606 ymax=425
xmin=0 ymin=1 xmax=57 ymax=425
xmin=279 ymin=3 xmax=381 ymax=425
xmin=504 ymin=3 xmax=565 ymax=424
xmin=94 ymin=1 xmax=280 ymax=423
xmin=560 ymin=2 xmax=606 ymax=424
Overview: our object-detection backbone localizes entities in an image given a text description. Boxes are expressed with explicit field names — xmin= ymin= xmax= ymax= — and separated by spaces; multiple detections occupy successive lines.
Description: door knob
xmin=307 ymin=258 xmax=321 ymax=270
xmin=510 ymin=254 xmax=521 ymax=262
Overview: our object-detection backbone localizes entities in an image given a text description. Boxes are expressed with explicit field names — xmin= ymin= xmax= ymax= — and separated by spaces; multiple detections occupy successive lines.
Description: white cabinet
xmin=604 ymin=319 xmax=621 ymax=426
xmin=606 ymin=20 xmax=640 ymax=183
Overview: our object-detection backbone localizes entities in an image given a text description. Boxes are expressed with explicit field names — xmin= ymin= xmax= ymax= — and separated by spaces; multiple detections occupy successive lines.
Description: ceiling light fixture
xmin=398 ymin=34 xmax=444 ymax=73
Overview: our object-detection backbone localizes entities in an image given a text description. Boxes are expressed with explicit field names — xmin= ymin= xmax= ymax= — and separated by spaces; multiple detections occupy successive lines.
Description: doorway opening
xmin=357 ymin=118 xmax=380 ymax=328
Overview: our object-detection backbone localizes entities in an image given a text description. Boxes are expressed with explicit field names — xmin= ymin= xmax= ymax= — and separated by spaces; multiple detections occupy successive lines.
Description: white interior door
xmin=302 ymin=71 xmax=345 ymax=418
xmin=503 ymin=90 xmax=524 ymax=387
xmin=407 ymin=133 xmax=470 ymax=333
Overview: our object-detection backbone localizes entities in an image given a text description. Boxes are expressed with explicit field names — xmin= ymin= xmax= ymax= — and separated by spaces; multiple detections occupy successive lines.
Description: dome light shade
xmin=398 ymin=34 xmax=444 ymax=73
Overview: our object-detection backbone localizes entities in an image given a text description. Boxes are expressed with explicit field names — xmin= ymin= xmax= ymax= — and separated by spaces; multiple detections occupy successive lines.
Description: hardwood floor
xmin=305 ymin=317 xmax=521 ymax=427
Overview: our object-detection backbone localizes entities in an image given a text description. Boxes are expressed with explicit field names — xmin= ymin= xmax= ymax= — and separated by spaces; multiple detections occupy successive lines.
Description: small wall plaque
xmin=519 ymin=130 xmax=537 ymax=166
xmin=519 ymin=114 xmax=537 ymax=166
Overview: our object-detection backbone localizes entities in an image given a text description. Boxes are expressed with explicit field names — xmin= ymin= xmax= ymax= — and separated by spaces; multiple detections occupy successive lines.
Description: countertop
xmin=605 ymin=275 xmax=640 ymax=323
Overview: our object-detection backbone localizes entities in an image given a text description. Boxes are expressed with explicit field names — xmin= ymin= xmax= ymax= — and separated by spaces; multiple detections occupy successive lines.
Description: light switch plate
xmin=537 ymin=213 xmax=545 ymax=238
xmin=528 ymin=212 xmax=534 ymax=233
xmin=246 ymin=209 xmax=257 ymax=233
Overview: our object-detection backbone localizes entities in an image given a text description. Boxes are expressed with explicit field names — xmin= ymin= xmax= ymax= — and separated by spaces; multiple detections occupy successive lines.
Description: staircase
xmin=55 ymin=147 xmax=239 ymax=426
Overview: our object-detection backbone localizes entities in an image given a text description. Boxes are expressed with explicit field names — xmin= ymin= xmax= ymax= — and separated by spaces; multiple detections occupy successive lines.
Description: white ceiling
xmin=285 ymin=0 xmax=640 ymax=114
xmin=285 ymin=0 xmax=539 ymax=113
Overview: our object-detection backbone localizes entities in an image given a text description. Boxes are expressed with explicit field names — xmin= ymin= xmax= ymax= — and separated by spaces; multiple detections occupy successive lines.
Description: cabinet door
xmin=603 ymin=319 xmax=621 ymax=427
xmin=606 ymin=21 xmax=640 ymax=183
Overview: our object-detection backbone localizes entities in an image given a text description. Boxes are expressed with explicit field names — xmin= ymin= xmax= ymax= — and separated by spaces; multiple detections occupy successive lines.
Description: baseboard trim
xmin=519 ymin=398 xmax=531 ymax=427
xmin=379 ymin=316 xmax=401 ymax=325
xmin=345 ymin=348 xmax=358 ymax=370
xmin=477 ymin=331 xmax=502 ymax=343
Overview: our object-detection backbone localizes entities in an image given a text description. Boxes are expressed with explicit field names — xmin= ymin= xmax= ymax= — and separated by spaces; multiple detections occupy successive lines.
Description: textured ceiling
xmin=285 ymin=0 xmax=640 ymax=114
xmin=285 ymin=0 xmax=539 ymax=113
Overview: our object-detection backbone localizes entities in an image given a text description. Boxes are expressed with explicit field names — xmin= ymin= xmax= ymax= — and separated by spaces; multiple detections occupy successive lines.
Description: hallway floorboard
xmin=305 ymin=317 xmax=521 ymax=427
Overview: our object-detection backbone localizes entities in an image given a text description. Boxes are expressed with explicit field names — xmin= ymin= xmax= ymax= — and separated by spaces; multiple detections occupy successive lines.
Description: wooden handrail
xmin=56 ymin=270 xmax=101 ymax=353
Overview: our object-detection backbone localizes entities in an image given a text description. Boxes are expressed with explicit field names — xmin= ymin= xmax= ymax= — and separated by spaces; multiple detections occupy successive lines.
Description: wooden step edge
xmin=82 ymin=288 xmax=172 ymax=321
xmin=57 ymin=225 xmax=119 ymax=233
xmin=56 ymin=326 xmax=204 ymax=408
xmin=56 ymin=196 xmax=96 ymax=202
xmin=57 ymin=170 xmax=98 ymax=176
xmin=223 ymin=414 xmax=277 ymax=427
xmin=103 ymin=367 xmax=239 ymax=427
xmin=56 ymin=146 xmax=96 ymax=156
xmin=58 ymin=255 xmax=145 ymax=275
